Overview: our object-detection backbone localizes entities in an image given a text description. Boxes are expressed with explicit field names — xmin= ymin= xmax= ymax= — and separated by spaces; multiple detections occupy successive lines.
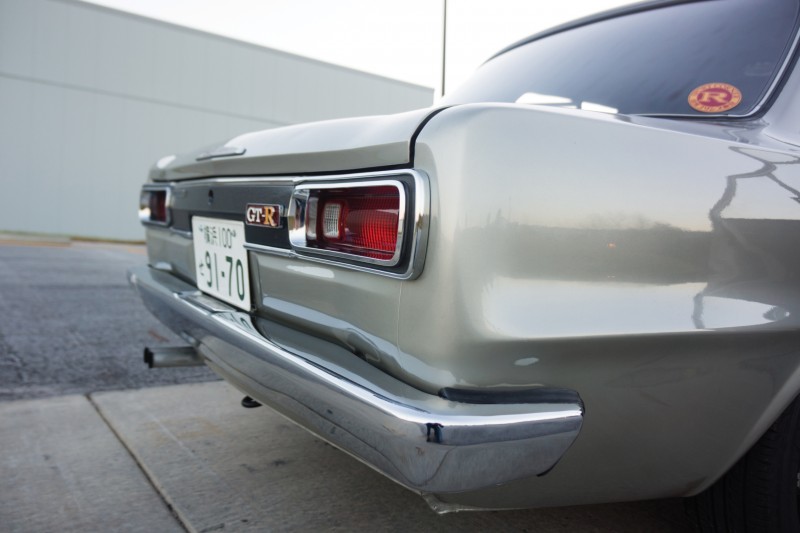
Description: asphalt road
xmin=0 ymin=237 xmax=217 ymax=401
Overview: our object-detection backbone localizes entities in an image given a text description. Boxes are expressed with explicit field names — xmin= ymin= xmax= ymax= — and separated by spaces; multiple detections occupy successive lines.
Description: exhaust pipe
xmin=144 ymin=346 xmax=204 ymax=368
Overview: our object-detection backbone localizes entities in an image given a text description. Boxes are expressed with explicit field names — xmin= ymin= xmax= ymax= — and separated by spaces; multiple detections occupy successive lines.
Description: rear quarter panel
xmin=404 ymin=103 xmax=800 ymax=507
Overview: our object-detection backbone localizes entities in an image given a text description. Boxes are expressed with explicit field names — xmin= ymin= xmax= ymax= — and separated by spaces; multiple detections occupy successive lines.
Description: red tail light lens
xmin=289 ymin=181 xmax=406 ymax=266
xmin=139 ymin=187 xmax=170 ymax=225
xmin=307 ymin=186 xmax=400 ymax=260
xmin=150 ymin=191 xmax=167 ymax=221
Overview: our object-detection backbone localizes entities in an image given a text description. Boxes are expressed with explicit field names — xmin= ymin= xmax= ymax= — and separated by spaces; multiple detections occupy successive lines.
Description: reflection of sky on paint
xmin=516 ymin=93 xmax=619 ymax=114
xmin=500 ymin=145 xmax=799 ymax=234
xmin=482 ymin=278 xmax=785 ymax=338
xmin=286 ymin=265 xmax=335 ymax=279
xmin=723 ymin=177 xmax=800 ymax=220
xmin=79 ymin=0 xmax=635 ymax=96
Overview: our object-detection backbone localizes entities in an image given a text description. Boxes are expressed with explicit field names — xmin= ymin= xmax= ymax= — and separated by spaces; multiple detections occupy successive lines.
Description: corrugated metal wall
xmin=0 ymin=0 xmax=434 ymax=240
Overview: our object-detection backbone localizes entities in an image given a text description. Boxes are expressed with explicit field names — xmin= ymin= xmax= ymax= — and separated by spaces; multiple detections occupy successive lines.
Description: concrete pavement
xmin=0 ymin=395 xmax=182 ymax=533
xmin=1 ymin=381 xmax=694 ymax=532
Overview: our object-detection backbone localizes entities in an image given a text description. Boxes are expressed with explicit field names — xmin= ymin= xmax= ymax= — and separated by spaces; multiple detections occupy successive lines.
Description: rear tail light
xmin=310 ymin=186 xmax=400 ymax=259
xmin=289 ymin=181 xmax=405 ymax=265
xmin=139 ymin=187 xmax=171 ymax=226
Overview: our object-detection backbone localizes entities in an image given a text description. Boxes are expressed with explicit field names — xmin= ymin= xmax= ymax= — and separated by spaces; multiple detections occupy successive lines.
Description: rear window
xmin=441 ymin=0 xmax=800 ymax=117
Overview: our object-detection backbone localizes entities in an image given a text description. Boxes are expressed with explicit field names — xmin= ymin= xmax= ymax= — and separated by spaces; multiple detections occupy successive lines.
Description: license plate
xmin=192 ymin=217 xmax=251 ymax=311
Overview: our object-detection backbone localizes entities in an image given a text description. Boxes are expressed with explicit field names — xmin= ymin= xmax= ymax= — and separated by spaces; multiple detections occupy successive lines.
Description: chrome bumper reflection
xmin=128 ymin=265 xmax=583 ymax=494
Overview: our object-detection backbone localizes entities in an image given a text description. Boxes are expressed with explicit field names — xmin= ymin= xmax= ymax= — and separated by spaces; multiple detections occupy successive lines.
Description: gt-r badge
xmin=245 ymin=204 xmax=283 ymax=228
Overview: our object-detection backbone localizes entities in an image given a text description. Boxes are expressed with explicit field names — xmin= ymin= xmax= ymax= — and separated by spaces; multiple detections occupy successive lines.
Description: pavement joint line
xmin=86 ymin=391 xmax=191 ymax=533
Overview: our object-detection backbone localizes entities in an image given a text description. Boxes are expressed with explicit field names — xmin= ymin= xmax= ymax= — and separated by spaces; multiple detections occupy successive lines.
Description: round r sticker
xmin=688 ymin=83 xmax=742 ymax=113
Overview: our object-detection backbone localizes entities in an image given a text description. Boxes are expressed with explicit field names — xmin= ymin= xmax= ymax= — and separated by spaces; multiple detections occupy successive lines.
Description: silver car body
xmin=131 ymin=1 xmax=800 ymax=512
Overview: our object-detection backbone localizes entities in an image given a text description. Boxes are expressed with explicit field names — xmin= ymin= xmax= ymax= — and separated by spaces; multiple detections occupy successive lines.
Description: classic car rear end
xmin=134 ymin=108 xmax=585 ymax=500
xmin=131 ymin=0 xmax=800 ymax=530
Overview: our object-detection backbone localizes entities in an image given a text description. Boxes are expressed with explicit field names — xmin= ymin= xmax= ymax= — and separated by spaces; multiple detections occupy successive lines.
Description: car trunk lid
xmin=149 ymin=107 xmax=439 ymax=182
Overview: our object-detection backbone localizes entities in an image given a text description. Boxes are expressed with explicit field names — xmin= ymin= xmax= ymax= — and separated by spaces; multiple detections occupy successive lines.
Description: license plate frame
xmin=192 ymin=217 xmax=251 ymax=311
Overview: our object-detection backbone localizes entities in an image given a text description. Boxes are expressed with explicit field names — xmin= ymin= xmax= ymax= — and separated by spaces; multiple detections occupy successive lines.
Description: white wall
xmin=0 ymin=0 xmax=434 ymax=240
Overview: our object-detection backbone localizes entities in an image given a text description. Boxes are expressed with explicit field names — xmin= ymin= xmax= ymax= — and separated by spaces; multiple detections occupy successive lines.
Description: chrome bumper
xmin=128 ymin=265 xmax=583 ymax=495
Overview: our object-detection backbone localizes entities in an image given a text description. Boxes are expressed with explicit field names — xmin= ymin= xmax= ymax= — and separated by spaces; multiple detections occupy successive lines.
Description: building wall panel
xmin=0 ymin=0 xmax=433 ymax=240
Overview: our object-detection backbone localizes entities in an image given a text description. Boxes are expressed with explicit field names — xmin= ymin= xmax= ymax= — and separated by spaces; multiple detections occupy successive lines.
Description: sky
xmin=79 ymin=0 xmax=638 ymax=98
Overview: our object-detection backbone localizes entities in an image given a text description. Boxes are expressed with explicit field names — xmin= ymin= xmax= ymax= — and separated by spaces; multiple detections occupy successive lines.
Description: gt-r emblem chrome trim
xmin=245 ymin=204 xmax=283 ymax=228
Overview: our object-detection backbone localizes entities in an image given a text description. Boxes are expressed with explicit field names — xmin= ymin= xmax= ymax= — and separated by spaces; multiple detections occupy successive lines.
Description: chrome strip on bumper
xmin=128 ymin=265 xmax=583 ymax=494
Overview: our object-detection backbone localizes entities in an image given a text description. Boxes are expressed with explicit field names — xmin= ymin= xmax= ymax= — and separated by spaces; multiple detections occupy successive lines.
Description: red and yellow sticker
xmin=688 ymin=83 xmax=742 ymax=113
